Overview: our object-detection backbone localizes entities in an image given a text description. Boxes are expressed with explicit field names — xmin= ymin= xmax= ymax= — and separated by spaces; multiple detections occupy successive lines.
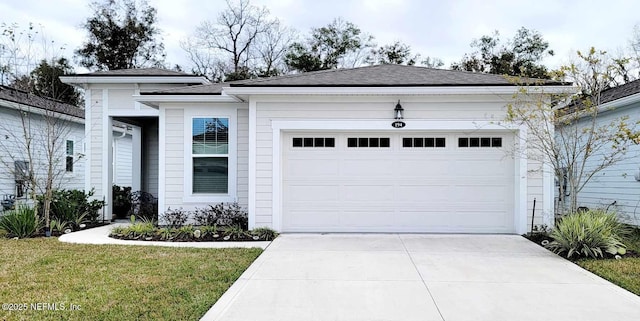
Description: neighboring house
xmin=0 ymin=86 xmax=133 ymax=205
xmin=61 ymin=65 xmax=570 ymax=234
xmin=561 ymin=79 xmax=640 ymax=226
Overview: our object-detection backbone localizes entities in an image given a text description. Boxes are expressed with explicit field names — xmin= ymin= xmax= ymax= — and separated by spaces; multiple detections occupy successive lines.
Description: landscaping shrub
xmin=193 ymin=206 xmax=218 ymax=226
xmin=546 ymin=210 xmax=631 ymax=259
xmin=129 ymin=191 xmax=158 ymax=222
xmin=112 ymin=185 xmax=132 ymax=219
xmin=0 ymin=206 xmax=42 ymax=238
xmin=193 ymin=203 xmax=248 ymax=228
xmin=160 ymin=208 xmax=190 ymax=228
xmin=41 ymin=189 xmax=105 ymax=223
xmin=251 ymin=227 xmax=279 ymax=240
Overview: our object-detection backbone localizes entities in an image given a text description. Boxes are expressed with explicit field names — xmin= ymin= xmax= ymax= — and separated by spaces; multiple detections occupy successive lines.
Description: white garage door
xmin=282 ymin=132 xmax=515 ymax=233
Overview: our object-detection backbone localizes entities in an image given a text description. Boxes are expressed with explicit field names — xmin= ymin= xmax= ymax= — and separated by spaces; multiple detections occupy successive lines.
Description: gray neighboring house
xmin=62 ymin=64 xmax=572 ymax=233
xmin=0 ymin=85 xmax=133 ymax=207
xmin=567 ymin=79 xmax=640 ymax=225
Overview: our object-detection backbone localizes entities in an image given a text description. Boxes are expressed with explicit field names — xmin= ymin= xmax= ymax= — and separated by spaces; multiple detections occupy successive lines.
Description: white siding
xmin=113 ymin=133 xmax=133 ymax=187
xmin=161 ymin=104 xmax=249 ymax=213
xmin=254 ymin=95 xmax=545 ymax=230
xmin=0 ymin=104 xmax=85 ymax=197
xmin=572 ymin=104 xmax=640 ymax=226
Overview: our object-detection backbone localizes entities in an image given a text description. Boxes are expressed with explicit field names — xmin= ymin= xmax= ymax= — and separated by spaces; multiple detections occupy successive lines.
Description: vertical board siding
xmin=144 ymin=120 xmax=159 ymax=197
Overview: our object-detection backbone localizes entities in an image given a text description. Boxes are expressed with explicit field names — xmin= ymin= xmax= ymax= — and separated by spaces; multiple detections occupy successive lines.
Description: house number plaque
xmin=391 ymin=121 xmax=406 ymax=128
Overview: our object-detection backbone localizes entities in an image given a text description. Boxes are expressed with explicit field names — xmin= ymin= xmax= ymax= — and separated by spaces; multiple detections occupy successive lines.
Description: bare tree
xmin=0 ymin=24 xmax=84 ymax=235
xmin=183 ymin=0 xmax=278 ymax=81
xmin=505 ymin=48 xmax=640 ymax=217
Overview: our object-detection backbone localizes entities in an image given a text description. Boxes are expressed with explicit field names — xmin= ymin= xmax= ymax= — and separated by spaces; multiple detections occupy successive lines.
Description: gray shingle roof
xmin=231 ymin=64 xmax=566 ymax=87
xmin=0 ymin=86 xmax=84 ymax=118
xmin=141 ymin=83 xmax=227 ymax=95
xmin=74 ymin=68 xmax=197 ymax=77
xmin=600 ymin=78 xmax=640 ymax=104
xmin=143 ymin=64 xmax=567 ymax=95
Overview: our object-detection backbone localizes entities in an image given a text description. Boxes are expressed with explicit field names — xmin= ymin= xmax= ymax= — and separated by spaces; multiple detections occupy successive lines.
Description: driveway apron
xmin=201 ymin=234 xmax=640 ymax=321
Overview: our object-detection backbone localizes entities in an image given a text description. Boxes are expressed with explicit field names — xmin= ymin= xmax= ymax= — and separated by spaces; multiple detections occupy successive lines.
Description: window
xmin=66 ymin=140 xmax=74 ymax=172
xmin=347 ymin=137 xmax=390 ymax=148
xmin=402 ymin=137 xmax=446 ymax=148
xmin=292 ymin=137 xmax=335 ymax=148
xmin=192 ymin=118 xmax=229 ymax=194
xmin=458 ymin=137 xmax=503 ymax=148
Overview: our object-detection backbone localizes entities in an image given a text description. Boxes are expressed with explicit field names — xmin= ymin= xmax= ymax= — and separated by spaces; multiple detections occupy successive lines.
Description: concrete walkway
xmin=58 ymin=223 xmax=270 ymax=249
xmin=201 ymin=234 xmax=640 ymax=321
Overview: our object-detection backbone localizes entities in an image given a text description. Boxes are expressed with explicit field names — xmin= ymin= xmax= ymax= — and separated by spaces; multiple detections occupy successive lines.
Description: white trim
xmin=515 ymin=126 xmax=528 ymax=235
xmin=60 ymin=75 xmax=207 ymax=85
xmin=131 ymin=125 xmax=142 ymax=192
xmin=271 ymin=128 xmax=281 ymax=231
xmin=542 ymin=161 xmax=554 ymax=228
xmin=84 ymin=90 xmax=92 ymax=193
xmin=158 ymin=106 xmax=166 ymax=214
xmin=271 ymin=119 xmax=527 ymax=234
xmin=271 ymin=119 xmax=520 ymax=131
xmin=182 ymin=107 xmax=238 ymax=203
xmin=135 ymin=94 xmax=241 ymax=108
xmin=102 ymin=90 xmax=113 ymax=220
xmin=108 ymin=109 xmax=159 ymax=117
xmin=134 ymin=84 xmax=141 ymax=111
xmin=598 ymin=92 xmax=640 ymax=113
xmin=248 ymin=100 xmax=257 ymax=229
xmin=224 ymin=85 xmax=573 ymax=97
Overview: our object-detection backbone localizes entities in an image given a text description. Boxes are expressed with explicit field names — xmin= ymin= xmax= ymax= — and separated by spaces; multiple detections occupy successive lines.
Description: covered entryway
xmin=282 ymin=132 xmax=516 ymax=233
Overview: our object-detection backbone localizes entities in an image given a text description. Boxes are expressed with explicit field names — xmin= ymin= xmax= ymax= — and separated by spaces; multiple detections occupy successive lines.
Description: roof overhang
xmin=0 ymin=98 xmax=85 ymax=123
xmin=222 ymin=85 xmax=575 ymax=97
xmin=134 ymin=94 xmax=243 ymax=108
xmin=60 ymin=75 xmax=209 ymax=87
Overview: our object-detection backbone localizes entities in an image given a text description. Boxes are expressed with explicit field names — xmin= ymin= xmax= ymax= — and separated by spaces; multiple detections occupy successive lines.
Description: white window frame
xmin=183 ymin=107 xmax=237 ymax=203
xmin=65 ymin=139 xmax=75 ymax=174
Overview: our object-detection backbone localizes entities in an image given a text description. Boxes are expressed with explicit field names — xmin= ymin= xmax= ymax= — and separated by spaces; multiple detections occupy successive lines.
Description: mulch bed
xmin=524 ymin=233 xmax=640 ymax=260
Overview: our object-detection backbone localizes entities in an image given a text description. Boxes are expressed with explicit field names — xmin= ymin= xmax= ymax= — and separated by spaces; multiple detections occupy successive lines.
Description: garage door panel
xmin=397 ymin=160 xmax=450 ymax=176
xmin=285 ymin=184 xmax=340 ymax=201
xmin=287 ymin=210 xmax=341 ymax=228
xmin=287 ymin=158 xmax=339 ymax=176
xmin=342 ymin=159 xmax=395 ymax=176
xmin=282 ymin=132 xmax=515 ymax=233
xmin=340 ymin=210 xmax=393 ymax=227
xmin=342 ymin=184 xmax=395 ymax=201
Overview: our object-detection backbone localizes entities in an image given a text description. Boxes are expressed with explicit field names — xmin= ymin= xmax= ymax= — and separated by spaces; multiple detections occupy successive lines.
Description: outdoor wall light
xmin=394 ymin=100 xmax=404 ymax=120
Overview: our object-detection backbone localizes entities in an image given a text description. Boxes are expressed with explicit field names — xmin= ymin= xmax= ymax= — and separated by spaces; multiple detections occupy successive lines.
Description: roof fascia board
xmin=222 ymin=85 xmax=574 ymax=96
xmin=134 ymin=94 xmax=242 ymax=108
xmin=60 ymin=76 xmax=208 ymax=85
xmin=0 ymin=99 xmax=84 ymax=124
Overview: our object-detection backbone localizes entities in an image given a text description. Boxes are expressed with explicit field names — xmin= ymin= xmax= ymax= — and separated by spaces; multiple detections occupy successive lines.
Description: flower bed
xmin=109 ymin=223 xmax=278 ymax=242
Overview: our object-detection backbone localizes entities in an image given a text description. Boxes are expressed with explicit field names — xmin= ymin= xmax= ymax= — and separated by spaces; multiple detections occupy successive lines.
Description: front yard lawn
xmin=0 ymin=238 xmax=262 ymax=321
xmin=577 ymin=228 xmax=640 ymax=296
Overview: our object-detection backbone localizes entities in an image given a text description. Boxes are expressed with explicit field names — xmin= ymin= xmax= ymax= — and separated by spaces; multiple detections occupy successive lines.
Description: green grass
xmin=577 ymin=228 xmax=640 ymax=295
xmin=0 ymin=238 xmax=262 ymax=321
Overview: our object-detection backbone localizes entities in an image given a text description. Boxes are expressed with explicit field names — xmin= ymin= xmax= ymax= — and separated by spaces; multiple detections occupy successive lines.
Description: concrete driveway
xmin=201 ymin=234 xmax=640 ymax=321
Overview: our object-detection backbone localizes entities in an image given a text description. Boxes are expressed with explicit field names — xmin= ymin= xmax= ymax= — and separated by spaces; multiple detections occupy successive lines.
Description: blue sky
xmin=1 ymin=0 xmax=639 ymax=71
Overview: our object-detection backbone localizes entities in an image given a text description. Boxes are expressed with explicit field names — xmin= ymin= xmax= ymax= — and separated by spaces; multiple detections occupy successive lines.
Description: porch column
xmin=131 ymin=125 xmax=142 ymax=192
xmin=102 ymin=115 xmax=113 ymax=221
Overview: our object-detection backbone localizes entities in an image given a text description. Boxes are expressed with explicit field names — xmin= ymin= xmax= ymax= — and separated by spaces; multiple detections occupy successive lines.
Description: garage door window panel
xmin=402 ymin=137 xmax=446 ymax=148
xmin=192 ymin=117 xmax=229 ymax=194
xmin=292 ymin=137 xmax=335 ymax=148
xmin=458 ymin=137 xmax=503 ymax=148
xmin=347 ymin=137 xmax=390 ymax=148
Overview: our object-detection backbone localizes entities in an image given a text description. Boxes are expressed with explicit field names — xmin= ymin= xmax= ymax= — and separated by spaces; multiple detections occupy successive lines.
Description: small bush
xmin=129 ymin=191 xmax=158 ymax=222
xmin=160 ymin=208 xmax=189 ymax=228
xmin=546 ymin=210 xmax=631 ymax=259
xmin=193 ymin=206 xmax=218 ymax=226
xmin=0 ymin=206 xmax=42 ymax=238
xmin=112 ymin=185 xmax=132 ymax=219
xmin=41 ymin=189 xmax=105 ymax=223
xmin=251 ymin=227 xmax=279 ymax=241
